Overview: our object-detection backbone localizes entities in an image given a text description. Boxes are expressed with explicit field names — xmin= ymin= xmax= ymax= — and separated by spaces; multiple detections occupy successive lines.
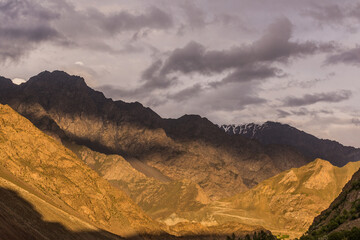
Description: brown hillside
xmin=0 ymin=104 xmax=162 ymax=237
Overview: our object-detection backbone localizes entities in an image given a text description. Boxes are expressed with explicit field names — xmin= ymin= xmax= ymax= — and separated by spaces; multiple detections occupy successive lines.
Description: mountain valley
xmin=1 ymin=71 xmax=360 ymax=239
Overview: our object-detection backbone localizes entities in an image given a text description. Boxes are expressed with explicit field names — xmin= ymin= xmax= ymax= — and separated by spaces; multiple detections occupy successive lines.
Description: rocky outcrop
xmin=226 ymin=159 xmax=360 ymax=237
xmin=221 ymin=122 xmax=360 ymax=167
xmin=303 ymin=166 xmax=360 ymax=239
xmin=0 ymin=104 xmax=163 ymax=237
xmin=0 ymin=71 xmax=307 ymax=200
xmin=68 ymin=144 xmax=210 ymax=220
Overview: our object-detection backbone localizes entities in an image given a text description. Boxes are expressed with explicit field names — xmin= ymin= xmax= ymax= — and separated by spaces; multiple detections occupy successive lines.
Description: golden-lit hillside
xmin=226 ymin=159 xmax=360 ymax=236
xmin=69 ymin=144 xmax=210 ymax=220
xmin=0 ymin=104 xmax=163 ymax=237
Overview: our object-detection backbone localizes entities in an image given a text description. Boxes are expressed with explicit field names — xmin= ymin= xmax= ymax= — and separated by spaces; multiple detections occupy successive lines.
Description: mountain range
xmin=220 ymin=122 xmax=360 ymax=167
xmin=0 ymin=103 xmax=272 ymax=240
xmin=301 ymin=166 xmax=360 ymax=239
xmin=0 ymin=70 xmax=308 ymax=200
xmin=1 ymin=70 xmax=360 ymax=239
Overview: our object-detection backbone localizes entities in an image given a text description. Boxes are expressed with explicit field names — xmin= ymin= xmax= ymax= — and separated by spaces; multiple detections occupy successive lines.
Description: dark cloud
xmin=0 ymin=0 xmax=66 ymax=62
xmin=211 ymin=65 xmax=285 ymax=87
xmin=325 ymin=46 xmax=360 ymax=66
xmin=303 ymin=2 xmax=360 ymax=29
xmin=180 ymin=1 xmax=207 ymax=29
xmin=290 ymin=108 xmax=333 ymax=116
xmin=277 ymin=109 xmax=291 ymax=118
xmin=277 ymin=107 xmax=333 ymax=118
xmin=140 ymin=17 xmax=336 ymax=90
xmin=283 ymin=90 xmax=352 ymax=107
xmin=352 ymin=118 xmax=360 ymax=126
xmin=0 ymin=0 xmax=174 ymax=62
xmin=302 ymin=4 xmax=345 ymax=25
xmin=196 ymin=82 xmax=267 ymax=112
xmin=92 ymin=6 xmax=174 ymax=34
xmin=349 ymin=3 xmax=360 ymax=21
xmin=287 ymin=78 xmax=324 ymax=89
xmin=168 ymin=84 xmax=202 ymax=102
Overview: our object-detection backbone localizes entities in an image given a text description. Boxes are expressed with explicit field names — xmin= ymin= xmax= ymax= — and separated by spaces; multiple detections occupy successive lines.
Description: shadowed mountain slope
xmin=302 ymin=167 xmax=360 ymax=239
xmin=166 ymin=159 xmax=360 ymax=239
xmin=0 ymin=103 xmax=273 ymax=240
xmin=67 ymin=144 xmax=210 ymax=221
xmin=0 ymin=104 xmax=163 ymax=237
xmin=0 ymin=182 xmax=122 ymax=240
xmin=220 ymin=122 xmax=360 ymax=167
xmin=226 ymin=159 xmax=360 ymax=236
xmin=0 ymin=71 xmax=308 ymax=200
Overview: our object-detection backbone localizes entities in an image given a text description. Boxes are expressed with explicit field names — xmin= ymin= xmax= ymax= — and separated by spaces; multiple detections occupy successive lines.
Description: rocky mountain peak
xmin=0 ymin=70 xmax=309 ymax=200
xmin=220 ymin=121 xmax=360 ymax=167
xmin=0 ymin=76 xmax=15 ymax=90
xmin=26 ymin=70 xmax=87 ymax=89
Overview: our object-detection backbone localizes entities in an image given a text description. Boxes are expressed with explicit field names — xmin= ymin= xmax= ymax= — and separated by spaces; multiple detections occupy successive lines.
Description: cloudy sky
xmin=1 ymin=0 xmax=360 ymax=147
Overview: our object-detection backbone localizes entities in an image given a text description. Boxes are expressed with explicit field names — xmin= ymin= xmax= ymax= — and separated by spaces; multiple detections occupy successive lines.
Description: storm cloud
xmin=0 ymin=0 xmax=174 ymax=62
xmin=283 ymin=90 xmax=352 ymax=107
xmin=2 ymin=0 xmax=360 ymax=147
xmin=141 ymin=18 xmax=336 ymax=89
xmin=0 ymin=0 xmax=65 ymax=62
xmin=326 ymin=46 xmax=360 ymax=66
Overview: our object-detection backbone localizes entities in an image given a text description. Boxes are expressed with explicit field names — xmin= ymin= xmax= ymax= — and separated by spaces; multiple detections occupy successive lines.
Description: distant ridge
xmin=220 ymin=122 xmax=360 ymax=166
xmin=303 ymin=166 xmax=360 ymax=239
xmin=0 ymin=70 xmax=307 ymax=200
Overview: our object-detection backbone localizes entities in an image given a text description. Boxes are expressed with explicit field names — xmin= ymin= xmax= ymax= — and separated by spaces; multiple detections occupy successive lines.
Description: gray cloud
xmin=216 ymin=65 xmax=285 ymax=86
xmin=141 ymin=18 xmax=336 ymax=90
xmin=325 ymin=46 xmax=360 ymax=66
xmin=303 ymin=2 xmax=360 ymax=29
xmin=196 ymin=82 xmax=267 ymax=112
xmin=352 ymin=118 xmax=360 ymax=126
xmin=91 ymin=6 xmax=174 ymax=34
xmin=277 ymin=109 xmax=291 ymax=118
xmin=0 ymin=0 xmax=66 ymax=62
xmin=167 ymin=84 xmax=202 ymax=102
xmin=291 ymin=108 xmax=333 ymax=116
xmin=283 ymin=90 xmax=352 ymax=107
xmin=277 ymin=107 xmax=333 ymax=118
xmin=180 ymin=1 xmax=207 ymax=29
xmin=287 ymin=78 xmax=324 ymax=89
xmin=302 ymin=4 xmax=345 ymax=25
xmin=0 ymin=0 xmax=174 ymax=62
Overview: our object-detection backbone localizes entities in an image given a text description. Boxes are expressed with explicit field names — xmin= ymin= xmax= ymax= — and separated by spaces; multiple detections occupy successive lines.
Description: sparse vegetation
xmin=227 ymin=231 xmax=276 ymax=240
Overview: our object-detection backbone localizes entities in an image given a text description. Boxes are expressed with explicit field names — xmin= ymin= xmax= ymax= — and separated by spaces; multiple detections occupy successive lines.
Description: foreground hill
xmin=0 ymin=167 xmax=122 ymax=240
xmin=220 ymin=122 xmax=360 ymax=167
xmin=0 ymin=104 xmax=162 ymax=237
xmin=68 ymin=144 xmax=210 ymax=220
xmin=0 ymin=71 xmax=307 ymax=200
xmin=0 ymin=104 xmax=273 ymax=240
xmin=167 ymin=159 xmax=360 ymax=239
xmin=226 ymin=159 xmax=360 ymax=236
xmin=302 ymin=168 xmax=360 ymax=239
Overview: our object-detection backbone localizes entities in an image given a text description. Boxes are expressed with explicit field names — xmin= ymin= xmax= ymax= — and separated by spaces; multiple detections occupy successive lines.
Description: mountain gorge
xmin=162 ymin=159 xmax=360 ymax=239
xmin=302 ymin=167 xmax=360 ymax=239
xmin=2 ymin=70 xmax=360 ymax=239
xmin=0 ymin=103 xmax=271 ymax=239
xmin=68 ymin=144 xmax=210 ymax=221
xmin=0 ymin=104 xmax=163 ymax=237
xmin=220 ymin=122 xmax=360 ymax=167
xmin=0 ymin=70 xmax=308 ymax=200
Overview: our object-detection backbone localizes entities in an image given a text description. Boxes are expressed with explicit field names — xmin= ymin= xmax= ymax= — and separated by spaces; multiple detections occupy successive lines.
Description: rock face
xmin=0 ymin=170 xmax=122 ymax=240
xmin=303 ymin=167 xmax=360 ymax=239
xmin=220 ymin=122 xmax=360 ymax=167
xmin=68 ymin=144 xmax=210 ymax=221
xmin=223 ymin=159 xmax=360 ymax=237
xmin=0 ymin=71 xmax=308 ymax=200
xmin=0 ymin=104 xmax=163 ymax=237
xmin=0 ymin=103 xmax=270 ymax=240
